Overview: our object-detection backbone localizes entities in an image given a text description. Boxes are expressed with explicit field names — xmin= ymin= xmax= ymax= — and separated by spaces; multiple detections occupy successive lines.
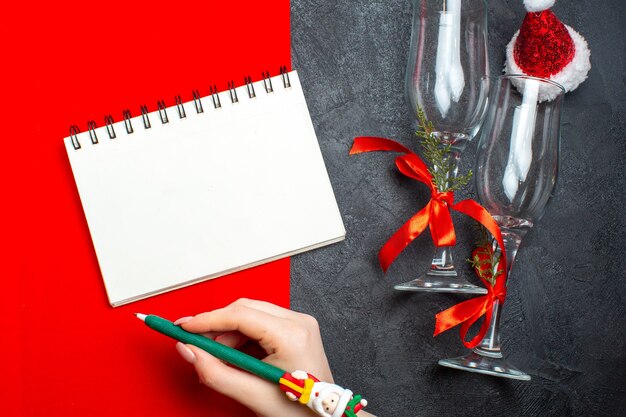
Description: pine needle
xmin=415 ymin=108 xmax=473 ymax=192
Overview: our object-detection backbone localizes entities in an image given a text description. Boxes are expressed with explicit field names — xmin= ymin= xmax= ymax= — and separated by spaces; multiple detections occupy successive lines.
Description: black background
xmin=290 ymin=1 xmax=625 ymax=416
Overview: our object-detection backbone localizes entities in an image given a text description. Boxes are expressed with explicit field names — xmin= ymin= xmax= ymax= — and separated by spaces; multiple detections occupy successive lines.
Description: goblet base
xmin=438 ymin=351 xmax=531 ymax=381
xmin=393 ymin=271 xmax=488 ymax=294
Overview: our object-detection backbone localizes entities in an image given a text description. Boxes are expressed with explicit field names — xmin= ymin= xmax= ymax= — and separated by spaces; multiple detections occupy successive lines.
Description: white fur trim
xmin=332 ymin=389 xmax=353 ymax=417
xmin=524 ymin=0 xmax=555 ymax=12
xmin=504 ymin=25 xmax=591 ymax=101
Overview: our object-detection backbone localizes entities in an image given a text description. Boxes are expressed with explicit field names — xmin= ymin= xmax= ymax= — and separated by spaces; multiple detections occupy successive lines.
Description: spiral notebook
xmin=64 ymin=69 xmax=345 ymax=307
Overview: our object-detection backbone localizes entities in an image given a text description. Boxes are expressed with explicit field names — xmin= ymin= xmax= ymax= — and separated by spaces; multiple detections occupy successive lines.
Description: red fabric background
xmin=0 ymin=1 xmax=291 ymax=416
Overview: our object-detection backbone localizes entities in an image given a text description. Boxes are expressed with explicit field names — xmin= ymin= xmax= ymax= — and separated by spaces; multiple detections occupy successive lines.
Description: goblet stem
xmin=473 ymin=225 xmax=526 ymax=356
xmin=395 ymin=138 xmax=487 ymax=294
xmin=429 ymin=246 xmax=455 ymax=274
xmin=438 ymin=223 xmax=532 ymax=380
xmin=426 ymin=145 xmax=461 ymax=275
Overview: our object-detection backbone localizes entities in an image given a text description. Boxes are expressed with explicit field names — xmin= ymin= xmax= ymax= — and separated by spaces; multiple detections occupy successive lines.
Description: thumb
xmin=179 ymin=343 xmax=274 ymax=408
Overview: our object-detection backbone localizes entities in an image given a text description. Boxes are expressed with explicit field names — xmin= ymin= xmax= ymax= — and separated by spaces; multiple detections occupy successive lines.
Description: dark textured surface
xmin=290 ymin=1 xmax=626 ymax=416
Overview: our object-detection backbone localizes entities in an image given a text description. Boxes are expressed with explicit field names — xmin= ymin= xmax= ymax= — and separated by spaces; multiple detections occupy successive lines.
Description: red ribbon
xmin=434 ymin=249 xmax=507 ymax=348
xmin=350 ymin=136 xmax=508 ymax=348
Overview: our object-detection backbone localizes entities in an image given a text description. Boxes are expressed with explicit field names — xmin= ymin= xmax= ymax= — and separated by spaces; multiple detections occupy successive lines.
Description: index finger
xmin=180 ymin=304 xmax=286 ymax=344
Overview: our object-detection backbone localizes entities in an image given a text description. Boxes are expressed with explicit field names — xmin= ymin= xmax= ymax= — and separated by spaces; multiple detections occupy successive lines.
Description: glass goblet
xmin=395 ymin=0 xmax=490 ymax=294
xmin=438 ymin=75 xmax=565 ymax=380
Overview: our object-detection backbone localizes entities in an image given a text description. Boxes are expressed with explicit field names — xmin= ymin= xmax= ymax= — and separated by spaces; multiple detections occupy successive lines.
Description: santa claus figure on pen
xmin=279 ymin=370 xmax=368 ymax=417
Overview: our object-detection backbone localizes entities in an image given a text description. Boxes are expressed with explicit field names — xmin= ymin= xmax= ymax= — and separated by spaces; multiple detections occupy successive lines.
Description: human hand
xmin=174 ymin=298 xmax=376 ymax=417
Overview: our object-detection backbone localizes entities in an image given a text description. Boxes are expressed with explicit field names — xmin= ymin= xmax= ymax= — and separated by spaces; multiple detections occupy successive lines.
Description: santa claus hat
xmin=505 ymin=0 xmax=591 ymax=101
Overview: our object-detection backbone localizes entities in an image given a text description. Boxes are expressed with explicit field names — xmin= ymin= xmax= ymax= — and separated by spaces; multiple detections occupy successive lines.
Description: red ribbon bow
xmin=350 ymin=136 xmax=507 ymax=348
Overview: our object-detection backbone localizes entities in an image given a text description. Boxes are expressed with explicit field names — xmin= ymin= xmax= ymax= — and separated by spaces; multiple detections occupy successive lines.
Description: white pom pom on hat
xmin=524 ymin=0 xmax=555 ymax=12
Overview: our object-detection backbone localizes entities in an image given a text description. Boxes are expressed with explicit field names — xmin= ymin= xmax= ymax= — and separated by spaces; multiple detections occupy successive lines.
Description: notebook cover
xmin=0 ymin=1 xmax=290 ymax=416
xmin=63 ymin=71 xmax=345 ymax=307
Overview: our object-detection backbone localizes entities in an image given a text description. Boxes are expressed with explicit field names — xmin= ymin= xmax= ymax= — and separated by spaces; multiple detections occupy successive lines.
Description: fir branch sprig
xmin=415 ymin=108 xmax=472 ymax=192
xmin=467 ymin=226 xmax=503 ymax=287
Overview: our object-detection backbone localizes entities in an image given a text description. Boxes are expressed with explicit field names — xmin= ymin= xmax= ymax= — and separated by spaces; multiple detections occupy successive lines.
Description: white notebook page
xmin=64 ymin=71 xmax=345 ymax=306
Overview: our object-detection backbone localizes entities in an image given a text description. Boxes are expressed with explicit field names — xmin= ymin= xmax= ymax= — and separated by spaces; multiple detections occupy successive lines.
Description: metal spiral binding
xmin=262 ymin=71 xmax=273 ymax=93
xmin=192 ymin=90 xmax=204 ymax=113
xmin=122 ymin=110 xmax=134 ymax=134
xmin=104 ymin=115 xmax=116 ymax=139
xmin=244 ymin=76 xmax=256 ymax=99
xmin=69 ymin=68 xmax=292 ymax=150
xmin=175 ymin=95 xmax=186 ymax=119
xmin=209 ymin=85 xmax=221 ymax=109
xmin=70 ymin=125 xmax=81 ymax=150
xmin=280 ymin=66 xmax=291 ymax=88
xmin=157 ymin=100 xmax=169 ymax=124
xmin=87 ymin=121 xmax=99 ymax=144
xmin=227 ymin=81 xmax=239 ymax=103
xmin=140 ymin=105 xmax=151 ymax=129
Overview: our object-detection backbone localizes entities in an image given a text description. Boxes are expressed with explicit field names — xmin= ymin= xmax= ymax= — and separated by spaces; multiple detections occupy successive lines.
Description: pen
xmin=135 ymin=313 xmax=368 ymax=417
xmin=135 ymin=313 xmax=284 ymax=383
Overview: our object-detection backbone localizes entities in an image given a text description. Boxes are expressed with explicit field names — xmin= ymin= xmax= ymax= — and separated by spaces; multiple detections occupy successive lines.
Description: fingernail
xmin=174 ymin=316 xmax=194 ymax=325
xmin=176 ymin=342 xmax=196 ymax=364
